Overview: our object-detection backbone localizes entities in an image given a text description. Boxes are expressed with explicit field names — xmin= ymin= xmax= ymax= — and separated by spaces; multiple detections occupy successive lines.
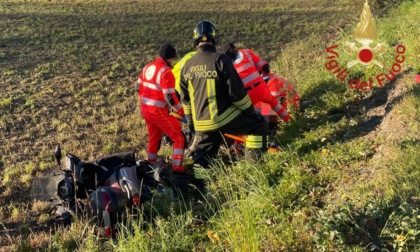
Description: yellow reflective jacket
xmin=172 ymin=51 xmax=196 ymax=93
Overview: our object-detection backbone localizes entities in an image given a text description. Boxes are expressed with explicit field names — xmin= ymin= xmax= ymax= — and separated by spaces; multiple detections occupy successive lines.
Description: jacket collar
xmin=197 ymin=44 xmax=217 ymax=53
xmin=156 ymin=57 xmax=172 ymax=68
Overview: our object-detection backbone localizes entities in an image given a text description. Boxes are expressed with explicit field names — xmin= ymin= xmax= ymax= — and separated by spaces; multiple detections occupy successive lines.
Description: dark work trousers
xmin=191 ymin=112 xmax=268 ymax=168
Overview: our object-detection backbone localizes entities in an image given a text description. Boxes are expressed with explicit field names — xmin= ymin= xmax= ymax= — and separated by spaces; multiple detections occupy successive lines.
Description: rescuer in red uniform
xmin=222 ymin=42 xmax=290 ymax=123
xmin=263 ymin=73 xmax=300 ymax=111
xmin=137 ymin=43 xmax=185 ymax=173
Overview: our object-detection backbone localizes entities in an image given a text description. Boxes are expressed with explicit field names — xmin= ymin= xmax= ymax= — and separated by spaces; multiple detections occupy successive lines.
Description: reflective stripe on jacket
xmin=265 ymin=73 xmax=300 ymax=110
xmin=180 ymin=45 xmax=253 ymax=132
xmin=233 ymin=49 xmax=267 ymax=88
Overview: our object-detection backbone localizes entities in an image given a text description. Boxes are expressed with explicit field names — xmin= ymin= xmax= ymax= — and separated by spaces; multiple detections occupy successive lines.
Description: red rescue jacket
xmin=233 ymin=49 xmax=267 ymax=88
xmin=138 ymin=57 xmax=184 ymax=116
xmin=265 ymin=73 xmax=300 ymax=111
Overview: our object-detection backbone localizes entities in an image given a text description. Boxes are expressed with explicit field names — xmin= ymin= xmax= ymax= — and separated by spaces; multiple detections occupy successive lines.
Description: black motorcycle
xmin=40 ymin=144 xmax=196 ymax=238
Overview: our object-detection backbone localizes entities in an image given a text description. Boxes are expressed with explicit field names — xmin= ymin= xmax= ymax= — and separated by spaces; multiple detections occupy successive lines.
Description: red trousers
xmin=141 ymin=107 xmax=185 ymax=172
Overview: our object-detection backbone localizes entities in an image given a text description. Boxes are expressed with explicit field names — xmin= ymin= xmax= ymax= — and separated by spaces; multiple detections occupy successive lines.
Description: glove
xmin=169 ymin=112 xmax=187 ymax=123
xmin=169 ymin=112 xmax=182 ymax=121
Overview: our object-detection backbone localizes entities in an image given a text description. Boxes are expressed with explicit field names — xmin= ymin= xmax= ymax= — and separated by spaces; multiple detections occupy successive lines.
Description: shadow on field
xmin=285 ymin=71 xmax=414 ymax=155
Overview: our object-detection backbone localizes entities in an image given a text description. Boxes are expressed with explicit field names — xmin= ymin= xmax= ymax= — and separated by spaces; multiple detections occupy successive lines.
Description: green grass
xmin=0 ymin=0 xmax=419 ymax=251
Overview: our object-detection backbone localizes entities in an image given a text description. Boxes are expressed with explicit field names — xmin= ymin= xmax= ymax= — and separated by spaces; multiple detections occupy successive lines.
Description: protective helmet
xmin=193 ymin=20 xmax=218 ymax=45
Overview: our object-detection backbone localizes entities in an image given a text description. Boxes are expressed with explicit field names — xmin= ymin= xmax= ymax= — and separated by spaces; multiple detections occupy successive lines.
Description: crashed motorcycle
xmin=47 ymin=144 xmax=195 ymax=238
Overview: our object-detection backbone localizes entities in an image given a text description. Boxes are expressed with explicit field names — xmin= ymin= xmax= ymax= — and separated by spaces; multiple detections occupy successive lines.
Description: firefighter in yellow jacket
xmin=179 ymin=20 xmax=268 ymax=171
